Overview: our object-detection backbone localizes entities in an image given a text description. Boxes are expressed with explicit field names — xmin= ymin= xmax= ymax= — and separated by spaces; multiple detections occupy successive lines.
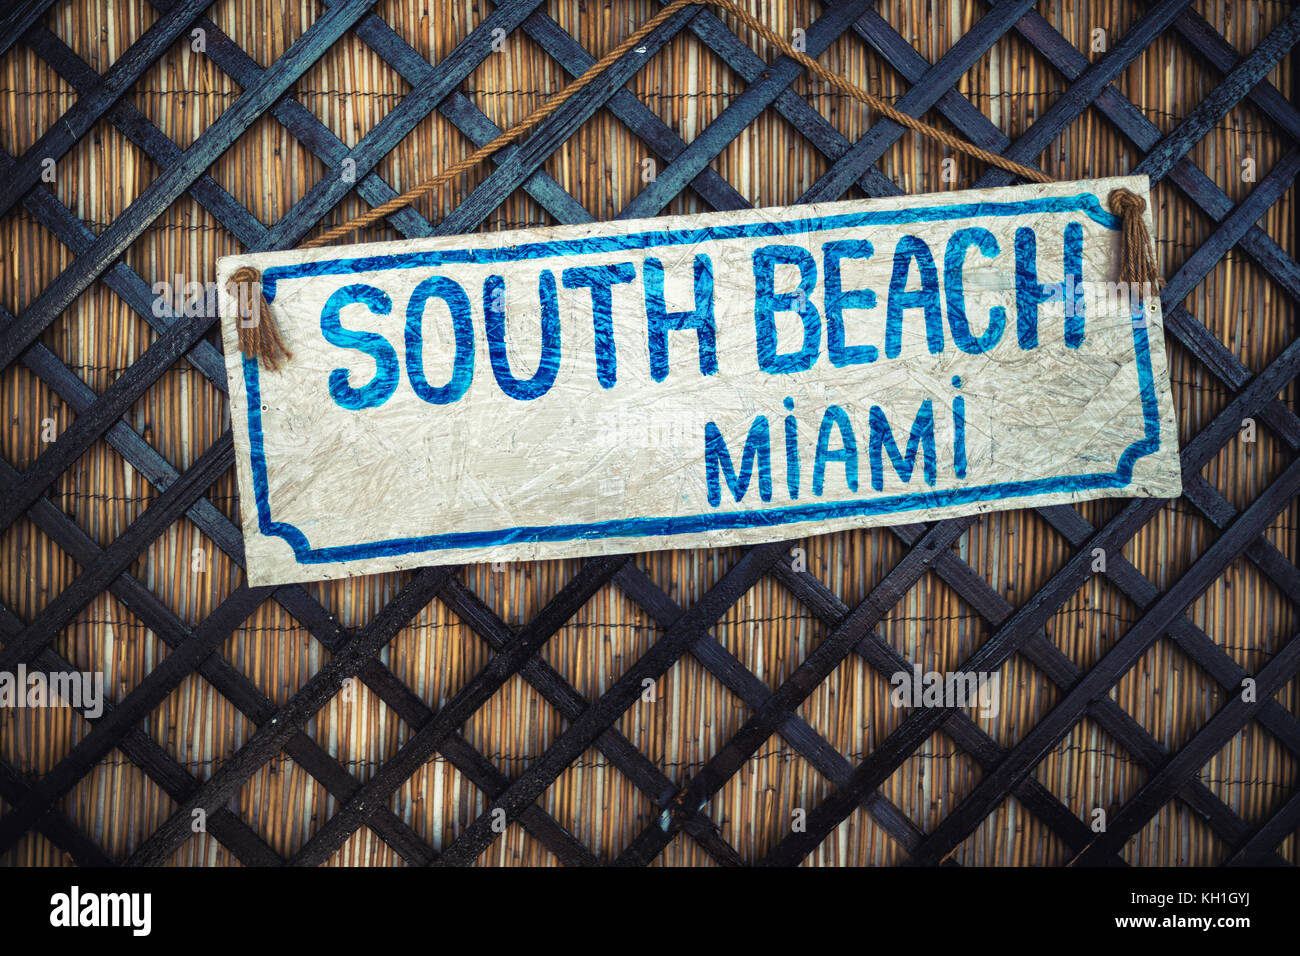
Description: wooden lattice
xmin=1 ymin=0 xmax=1297 ymax=866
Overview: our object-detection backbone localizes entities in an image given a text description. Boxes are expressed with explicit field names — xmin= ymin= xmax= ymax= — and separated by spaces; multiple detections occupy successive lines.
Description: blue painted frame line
xmin=240 ymin=192 xmax=1161 ymax=565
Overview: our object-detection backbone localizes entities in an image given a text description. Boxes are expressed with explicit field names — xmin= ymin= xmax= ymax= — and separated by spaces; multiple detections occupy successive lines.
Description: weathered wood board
xmin=218 ymin=176 xmax=1180 ymax=586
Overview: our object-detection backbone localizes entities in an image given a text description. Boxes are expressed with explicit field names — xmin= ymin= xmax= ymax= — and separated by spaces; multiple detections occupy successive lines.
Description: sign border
xmin=240 ymin=191 xmax=1162 ymax=566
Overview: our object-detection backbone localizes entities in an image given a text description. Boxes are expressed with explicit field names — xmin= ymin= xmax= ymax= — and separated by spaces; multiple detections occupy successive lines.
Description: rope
xmin=233 ymin=0 xmax=1159 ymax=369
xmin=707 ymin=0 xmax=1053 ymax=185
xmin=300 ymin=0 xmax=699 ymax=250
xmin=309 ymin=0 xmax=1053 ymax=250
xmin=1108 ymin=186 xmax=1164 ymax=293
xmin=227 ymin=265 xmax=292 ymax=370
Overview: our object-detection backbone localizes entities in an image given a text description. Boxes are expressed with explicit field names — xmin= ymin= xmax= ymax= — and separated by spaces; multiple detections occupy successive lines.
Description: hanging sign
xmin=218 ymin=176 xmax=1180 ymax=586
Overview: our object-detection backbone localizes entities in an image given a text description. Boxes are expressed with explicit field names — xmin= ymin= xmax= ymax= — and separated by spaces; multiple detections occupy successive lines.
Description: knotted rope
xmin=1108 ymin=186 xmax=1163 ymax=295
xmin=227 ymin=265 xmax=292 ymax=371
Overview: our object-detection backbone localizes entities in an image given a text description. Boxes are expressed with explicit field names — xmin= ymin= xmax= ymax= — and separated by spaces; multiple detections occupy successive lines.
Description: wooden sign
xmin=218 ymin=176 xmax=1180 ymax=586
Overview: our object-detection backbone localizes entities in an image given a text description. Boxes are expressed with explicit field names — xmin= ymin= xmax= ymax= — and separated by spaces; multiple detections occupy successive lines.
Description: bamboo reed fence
xmin=0 ymin=0 xmax=1296 ymax=866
